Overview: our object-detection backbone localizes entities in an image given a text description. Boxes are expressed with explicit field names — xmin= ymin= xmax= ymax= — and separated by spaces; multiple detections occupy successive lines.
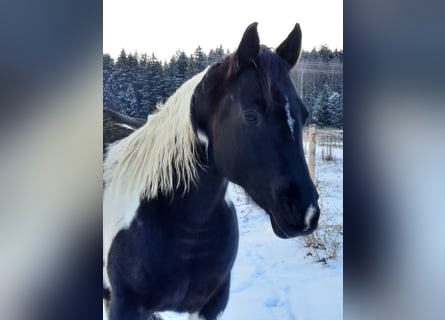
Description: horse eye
xmin=243 ymin=110 xmax=258 ymax=123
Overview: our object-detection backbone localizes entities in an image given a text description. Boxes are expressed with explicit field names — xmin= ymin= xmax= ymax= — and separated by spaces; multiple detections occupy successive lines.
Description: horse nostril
xmin=282 ymin=197 xmax=296 ymax=212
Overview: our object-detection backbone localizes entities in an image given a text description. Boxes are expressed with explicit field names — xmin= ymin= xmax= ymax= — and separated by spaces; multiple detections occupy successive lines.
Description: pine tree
xmin=164 ymin=56 xmax=179 ymax=97
xmin=191 ymin=46 xmax=207 ymax=74
xmin=146 ymin=53 xmax=164 ymax=114
xmin=208 ymin=45 xmax=226 ymax=64
xmin=127 ymin=84 xmax=138 ymax=116
xmin=116 ymin=49 xmax=127 ymax=67
xmin=103 ymin=54 xmax=116 ymax=109
xmin=102 ymin=44 xmax=342 ymax=122
xmin=311 ymin=84 xmax=331 ymax=126
xmin=318 ymin=45 xmax=334 ymax=62
xmin=174 ymin=51 xmax=190 ymax=87
xmin=327 ymin=91 xmax=343 ymax=128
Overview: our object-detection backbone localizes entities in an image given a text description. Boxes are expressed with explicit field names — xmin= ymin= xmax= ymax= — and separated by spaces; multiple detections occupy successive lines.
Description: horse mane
xmin=104 ymin=69 xmax=208 ymax=200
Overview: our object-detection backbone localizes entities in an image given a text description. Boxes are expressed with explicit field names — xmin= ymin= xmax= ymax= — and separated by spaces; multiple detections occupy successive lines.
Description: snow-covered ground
xmin=105 ymin=141 xmax=343 ymax=320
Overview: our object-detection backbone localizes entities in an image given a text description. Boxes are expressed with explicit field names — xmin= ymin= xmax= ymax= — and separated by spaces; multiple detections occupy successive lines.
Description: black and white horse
xmin=103 ymin=22 xmax=320 ymax=320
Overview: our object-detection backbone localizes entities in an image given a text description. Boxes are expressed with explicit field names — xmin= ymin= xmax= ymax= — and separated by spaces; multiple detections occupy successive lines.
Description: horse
xmin=103 ymin=22 xmax=320 ymax=320
xmin=103 ymin=109 xmax=146 ymax=155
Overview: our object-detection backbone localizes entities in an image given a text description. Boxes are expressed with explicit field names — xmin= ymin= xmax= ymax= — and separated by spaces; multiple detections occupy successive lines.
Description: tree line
xmin=103 ymin=45 xmax=342 ymax=128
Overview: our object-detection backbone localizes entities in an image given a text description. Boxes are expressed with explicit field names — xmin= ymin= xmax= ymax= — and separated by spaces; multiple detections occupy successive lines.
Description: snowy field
xmin=104 ymin=138 xmax=343 ymax=320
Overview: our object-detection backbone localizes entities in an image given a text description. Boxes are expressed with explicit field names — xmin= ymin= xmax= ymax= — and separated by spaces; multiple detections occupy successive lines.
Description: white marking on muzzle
xmin=304 ymin=204 xmax=316 ymax=231
xmin=224 ymin=186 xmax=234 ymax=207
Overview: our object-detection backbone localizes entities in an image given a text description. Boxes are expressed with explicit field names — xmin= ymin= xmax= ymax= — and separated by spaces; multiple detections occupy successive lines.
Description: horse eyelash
xmin=243 ymin=109 xmax=258 ymax=123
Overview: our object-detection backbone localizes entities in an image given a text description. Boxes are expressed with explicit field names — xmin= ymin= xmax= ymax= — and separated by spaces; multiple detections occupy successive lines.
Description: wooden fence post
xmin=308 ymin=125 xmax=316 ymax=183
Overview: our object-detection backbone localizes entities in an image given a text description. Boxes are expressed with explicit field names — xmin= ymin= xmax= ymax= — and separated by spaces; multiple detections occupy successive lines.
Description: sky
xmin=104 ymin=0 xmax=343 ymax=63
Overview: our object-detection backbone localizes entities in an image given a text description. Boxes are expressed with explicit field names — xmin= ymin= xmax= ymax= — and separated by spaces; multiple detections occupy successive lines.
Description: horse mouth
xmin=241 ymin=185 xmax=320 ymax=238
xmin=269 ymin=208 xmax=319 ymax=239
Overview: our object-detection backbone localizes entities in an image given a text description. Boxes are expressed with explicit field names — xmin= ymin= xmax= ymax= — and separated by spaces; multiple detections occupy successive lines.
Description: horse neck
xmin=162 ymin=161 xmax=229 ymax=226
xmin=198 ymin=163 xmax=229 ymax=201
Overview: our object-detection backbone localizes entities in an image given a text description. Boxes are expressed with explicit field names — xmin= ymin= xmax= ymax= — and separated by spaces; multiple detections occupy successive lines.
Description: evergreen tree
xmin=103 ymin=44 xmax=342 ymax=125
xmin=190 ymin=46 xmax=207 ymax=74
xmin=103 ymin=54 xmax=116 ymax=109
xmin=327 ymin=90 xmax=343 ymax=128
xmin=164 ymin=56 xmax=179 ymax=97
xmin=311 ymin=84 xmax=331 ymax=126
xmin=126 ymin=84 xmax=138 ymax=117
xmin=334 ymin=49 xmax=343 ymax=63
xmin=208 ymin=45 xmax=226 ymax=64
xmin=145 ymin=53 xmax=164 ymax=113
xmin=311 ymin=84 xmax=343 ymax=128
xmin=318 ymin=45 xmax=335 ymax=62
xmin=116 ymin=49 xmax=128 ymax=67
xmin=175 ymin=51 xmax=190 ymax=86
xmin=140 ymin=53 xmax=148 ymax=66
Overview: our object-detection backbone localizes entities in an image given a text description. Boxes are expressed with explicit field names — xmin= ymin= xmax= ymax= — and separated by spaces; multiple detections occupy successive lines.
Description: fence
xmin=303 ymin=125 xmax=343 ymax=183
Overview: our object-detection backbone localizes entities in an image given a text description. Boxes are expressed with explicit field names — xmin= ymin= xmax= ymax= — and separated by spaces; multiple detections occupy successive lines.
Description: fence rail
xmin=303 ymin=126 xmax=343 ymax=183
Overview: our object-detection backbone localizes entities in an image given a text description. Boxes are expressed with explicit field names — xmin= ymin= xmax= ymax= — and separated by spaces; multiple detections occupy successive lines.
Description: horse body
xmin=104 ymin=70 xmax=238 ymax=320
xmin=104 ymin=22 xmax=320 ymax=320
xmin=103 ymin=109 xmax=146 ymax=148
xmin=107 ymin=166 xmax=237 ymax=319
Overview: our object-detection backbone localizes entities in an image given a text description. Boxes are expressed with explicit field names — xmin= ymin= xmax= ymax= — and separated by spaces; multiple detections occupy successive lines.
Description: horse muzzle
xmin=268 ymin=186 xmax=320 ymax=238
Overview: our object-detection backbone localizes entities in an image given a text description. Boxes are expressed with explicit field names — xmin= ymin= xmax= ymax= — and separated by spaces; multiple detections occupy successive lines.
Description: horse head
xmin=192 ymin=22 xmax=320 ymax=238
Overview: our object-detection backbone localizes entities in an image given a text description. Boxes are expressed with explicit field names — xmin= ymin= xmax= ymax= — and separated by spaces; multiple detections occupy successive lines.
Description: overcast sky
xmin=104 ymin=0 xmax=342 ymax=62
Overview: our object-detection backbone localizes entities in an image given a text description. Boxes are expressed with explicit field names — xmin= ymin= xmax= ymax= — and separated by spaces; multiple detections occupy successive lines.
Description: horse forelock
xmin=257 ymin=47 xmax=293 ymax=96
xmin=190 ymin=48 xmax=297 ymax=129
xmin=213 ymin=47 xmax=291 ymax=105
xmin=104 ymin=68 xmax=209 ymax=201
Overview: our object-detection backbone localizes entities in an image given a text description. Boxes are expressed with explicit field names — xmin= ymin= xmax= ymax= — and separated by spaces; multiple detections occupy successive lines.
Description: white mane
xmin=104 ymin=69 xmax=208 ymax=200
xmin=103 ymin=69 xmax=208 ymax=289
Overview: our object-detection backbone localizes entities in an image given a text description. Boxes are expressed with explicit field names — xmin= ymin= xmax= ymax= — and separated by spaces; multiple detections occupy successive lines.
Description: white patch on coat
xmin=117 ymin=123 xmax=136 ymax=131
xmin=102 ymin=133 xmax=142 ymax=292
xmin=284 ymin=96 xmax=295 ymax=140
xmin=103 ymin=159 xmax=140 ymax=285
xmin=103 ymin=69 xmax=209 ymax=293
xmin=304 ymin=204 xmax=316 ymax=231
xmin=189 ymin=312 xmax=205 ymax=320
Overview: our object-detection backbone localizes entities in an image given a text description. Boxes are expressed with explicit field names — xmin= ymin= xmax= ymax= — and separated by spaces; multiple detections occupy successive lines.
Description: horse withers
xmin=103 ymin=22 xmax=319 ymax=320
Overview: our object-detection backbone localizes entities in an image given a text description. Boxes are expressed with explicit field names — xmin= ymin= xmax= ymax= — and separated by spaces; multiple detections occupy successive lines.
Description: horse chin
xmin=242 ymin=187 xmax=319 ymax=238
xmin=270 ymin=217 xmax=293 ymax=239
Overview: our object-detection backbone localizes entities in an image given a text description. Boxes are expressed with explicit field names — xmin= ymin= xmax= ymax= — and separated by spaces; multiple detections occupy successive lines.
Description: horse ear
xmin=231 ymin=22 xmax=260 ymax=73
xmin=276 ymin=23 xmax=302 ymax=68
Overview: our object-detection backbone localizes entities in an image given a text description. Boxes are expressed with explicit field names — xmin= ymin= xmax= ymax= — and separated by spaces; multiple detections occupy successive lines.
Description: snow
xmin=104 ymin=139 xmax=343 ymax=320
xmin=215 ymin=175 xmax=342 ymax=320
